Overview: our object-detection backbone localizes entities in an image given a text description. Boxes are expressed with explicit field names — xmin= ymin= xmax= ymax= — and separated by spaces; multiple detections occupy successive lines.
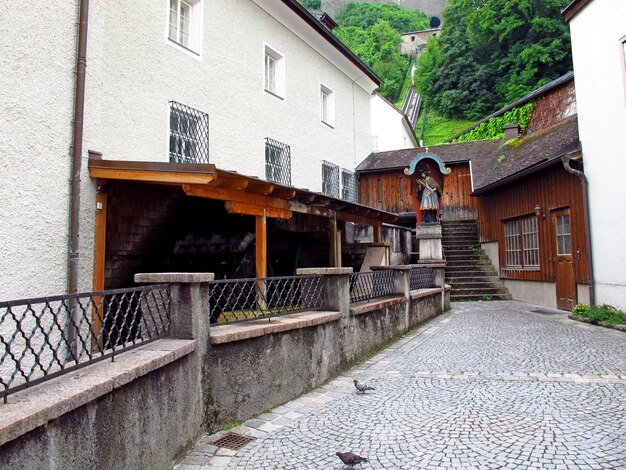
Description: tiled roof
xmin=357 ymin=116 xmax=580 ymax=194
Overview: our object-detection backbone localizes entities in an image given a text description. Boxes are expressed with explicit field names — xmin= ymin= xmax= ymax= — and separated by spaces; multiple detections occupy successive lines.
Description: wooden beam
xmin=289 ymin=201 xmax=335 ymax=218
xmin=210 ymin=174 xmax=249 ymax=190
xmin=90 ymin=167 xmax=215 ymax=185
xmin=92 ymin=180 xmax=107 ymax=348
xmin=245 ymin=180 xmax=274 ymax=195
xmin=225 ymin=201 xmax=291 ymax=219
xmin=270 ymin=187 xmax=297 ymax=199
xmin=373 ymin=224 xmax=382 ymax=243
xmin=183 ymin=184 xmax=290 ymax=210
xmin=256 ymin=212 xmax=267 ymax=279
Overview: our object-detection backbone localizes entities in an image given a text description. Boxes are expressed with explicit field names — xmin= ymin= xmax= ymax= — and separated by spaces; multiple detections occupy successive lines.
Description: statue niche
xmin=404 ymin=152 xmax=450 ymax=227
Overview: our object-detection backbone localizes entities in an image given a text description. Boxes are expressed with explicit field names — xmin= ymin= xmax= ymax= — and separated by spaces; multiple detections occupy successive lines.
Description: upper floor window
xmin=321 ymin=161 xmax=340 ymax=198
xmin=169 ymin=101 xmax=209 ymax=164
xmin=168 ymin=0 xmax=202 ymax=55
xmin=504 ymin=215 xmax=539 ymax=269
xmin=264 ymin=44 xmax=285 ymax=98
xmin=320 ymin=83 xmax=335 ymax=127
xmin=265 ymin=138 xmax=291 ymax=185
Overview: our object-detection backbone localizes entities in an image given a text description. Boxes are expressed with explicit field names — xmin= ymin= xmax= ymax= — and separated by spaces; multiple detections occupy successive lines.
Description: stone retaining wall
xmin=0 ymin=268 xmax=449 ymax=470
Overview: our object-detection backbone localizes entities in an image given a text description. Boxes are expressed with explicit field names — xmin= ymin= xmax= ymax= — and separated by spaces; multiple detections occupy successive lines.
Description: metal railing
xmin=410 ymin=267 xmax=435 ymax=290
xmin=0 ymin=285 xmax=170 ymax=402
xmin=265 ymin=137 xmax=292 ymax=185
xmin=209 ymin=275 xmax=325 ymax=324
xmin=169 ymin=101 xmax=209 ymax=164
xmin=349 ymin=270 xmax=398 ymax=304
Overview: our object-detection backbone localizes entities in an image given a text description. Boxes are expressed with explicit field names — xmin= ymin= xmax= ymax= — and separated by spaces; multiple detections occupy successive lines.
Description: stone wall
xmin=0 ymin=269 xmax=449 ymax=470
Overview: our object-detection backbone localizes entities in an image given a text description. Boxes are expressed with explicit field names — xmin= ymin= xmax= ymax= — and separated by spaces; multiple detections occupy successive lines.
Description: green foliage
xmin=415 ymin=0 xmax=572 ymax=120
xmin=335 ymin=20 xmax=409 ymax=101
xmin=298 ymin=0 xmax=321 ymax=10
xmin=336 ymin=2 xmax=430 ymax=32
xmin=572 ymin=304 xmax=626 ymax=325
xmin=453 ymin=103 xmax=534 ymax=142
xmin=414 ymin=106 xmax=474 ymax=145
xmin=482 ymin=295 xmax=494 ymax=301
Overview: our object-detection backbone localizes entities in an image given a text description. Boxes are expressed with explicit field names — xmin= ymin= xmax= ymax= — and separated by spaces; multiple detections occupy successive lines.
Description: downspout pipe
xmin=69 ymin=0 xmax=90 ymax=296
xmin=561 ymin=153 xmax=595 ymax=307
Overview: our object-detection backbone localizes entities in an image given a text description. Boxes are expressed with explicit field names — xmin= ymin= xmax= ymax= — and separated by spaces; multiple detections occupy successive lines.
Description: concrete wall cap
xmin=370 ymin=265 xmax=412 ymax=271
xmin=134 ymin=272 xmax=215 ymax=284
xmin=296 ymin=267 xmax=353 ymax=275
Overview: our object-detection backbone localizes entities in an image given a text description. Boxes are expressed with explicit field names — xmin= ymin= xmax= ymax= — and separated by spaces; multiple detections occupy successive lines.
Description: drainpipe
xmin=561 ymin=153 xmax=595 ymax=307
xmin=68 ymin=0 xmax=90 ymax=297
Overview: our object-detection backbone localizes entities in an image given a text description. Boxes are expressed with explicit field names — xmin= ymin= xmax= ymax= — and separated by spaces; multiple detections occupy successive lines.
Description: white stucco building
xmin=564 ymin=0 xmax=626 ymax=309
xmin=370 ymin=93 xmax=418 ymax=154
xmin=0 ymin=0 xmax=383 ymax=300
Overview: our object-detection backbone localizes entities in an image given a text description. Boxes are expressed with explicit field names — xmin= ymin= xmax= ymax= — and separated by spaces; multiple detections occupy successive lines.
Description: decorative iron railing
xmin=349 ymin=270 xmax=398 ymax=304
xmin=410 ymin=267 xmax=435 ymax=290
xmin=209 ymin=275 xmax=325 ymax=324
xmin=169 ymin=101 xmax=209 ymax=164
xmin=0 ymin=285 xmax=171 ymax=402
xmin=265 ymin=137 xmax=292 ymax=185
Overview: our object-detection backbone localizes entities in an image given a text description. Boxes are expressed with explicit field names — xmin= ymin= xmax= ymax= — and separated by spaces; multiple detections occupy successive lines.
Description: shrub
xmin=572 ymin=303 xmax=626 ymax=325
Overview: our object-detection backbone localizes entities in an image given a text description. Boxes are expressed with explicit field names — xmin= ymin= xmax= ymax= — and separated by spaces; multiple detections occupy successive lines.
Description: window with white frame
xmin=168 ymin=0 xmax=202 ymax=54
xmin=265 ymin=138 xmax=291 ymax=185
xmin=321 ymin=161 xmax=340 ymax=198
xmin=341 ymin=169 xmax=357 ymax=202
xmin=555 ymin=213 xmax=571 ymax=256
xmin=504 ymin=215 xmax=539 ymax=268
xmin=169 ymin=101 xmax=209 ymax=164
xmin=264 ymin=44 xmax=285 ymax=98
xmin=320 ymin=83 xmax=335 ymax=127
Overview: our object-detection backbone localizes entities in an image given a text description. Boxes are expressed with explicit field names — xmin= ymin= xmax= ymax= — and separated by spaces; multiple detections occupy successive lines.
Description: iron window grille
xmin=265 ymin=138 xmax=291 ymax=185
xmin=322 ymin=161 xmax=340 ymax=198
xmin=0 ymin=285 xmax=170 ymax=402
xmin=169 ymin=101 xmax=209 ymax=164
xmin=341 ymin=169 xmax=358 ymax=203
xmin=504 ymin=215 xmax=539 ymax=268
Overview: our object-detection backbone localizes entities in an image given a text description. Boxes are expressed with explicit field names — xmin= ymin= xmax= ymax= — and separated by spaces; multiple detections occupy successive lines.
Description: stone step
xmin=450 ymin=292 xmax=512 ymax=301
xmin=445 ymin=259 xmax=493 ymax=267
xmin=447 ymin=275 xmax=501 ymax=284
xmin=451 ymin=287 xmax=510 ymax=296
xmin=448 ymin=280 xmax=505 ymax=289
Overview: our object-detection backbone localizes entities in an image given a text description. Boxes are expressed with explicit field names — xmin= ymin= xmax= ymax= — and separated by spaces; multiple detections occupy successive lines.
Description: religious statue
xmin=416 ymin=169 xmax=441 ymax=223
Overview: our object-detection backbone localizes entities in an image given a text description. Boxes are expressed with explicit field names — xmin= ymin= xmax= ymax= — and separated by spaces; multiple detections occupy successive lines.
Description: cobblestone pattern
xmin=176 ymin=301 xmax=626 ymax=470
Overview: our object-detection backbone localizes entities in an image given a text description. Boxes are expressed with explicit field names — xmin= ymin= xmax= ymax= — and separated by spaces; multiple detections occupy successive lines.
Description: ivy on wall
xmin=453 ymin=103 xmax=534 ymax=142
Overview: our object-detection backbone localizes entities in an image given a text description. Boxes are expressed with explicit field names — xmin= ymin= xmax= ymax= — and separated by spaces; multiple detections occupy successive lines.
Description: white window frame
xmin=167 ymin=0 xmax=203 ymax=56
xmin=168 ymin=102 xmax=208 ymax=164
xmin=320 ymin=82 xmax=335 ymax=128
xmin=264 ymin=43 xmax=285 ymax=99
xmin=504 ymin=215 xmax=540 ymax=269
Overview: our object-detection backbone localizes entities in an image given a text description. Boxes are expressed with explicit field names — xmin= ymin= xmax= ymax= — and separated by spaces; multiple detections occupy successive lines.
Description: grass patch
xmin=572 ymin=304 xmax=626 ymax=325
xmin=415 ymin=108 xmax=475 ymax=146
xmin=219 ymin=419 xmax=245 ymax=432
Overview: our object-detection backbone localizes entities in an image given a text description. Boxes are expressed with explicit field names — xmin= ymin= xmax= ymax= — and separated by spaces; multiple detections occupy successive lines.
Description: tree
xmin=335 ymin=20 xmax=409 ymax=102
xmin=415 ymin=0 xmax=572 ymax=119
xmin=336 ymin=2 xmax=430 ymax=32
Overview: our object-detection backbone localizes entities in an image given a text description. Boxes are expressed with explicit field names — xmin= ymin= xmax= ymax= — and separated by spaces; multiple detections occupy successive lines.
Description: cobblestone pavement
xmin=176 ymin=301 xmax=626 ymax=469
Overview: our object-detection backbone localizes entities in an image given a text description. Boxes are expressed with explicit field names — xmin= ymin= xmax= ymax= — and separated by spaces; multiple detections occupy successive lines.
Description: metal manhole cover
xmin=211 ymin=432 xmax=256 ymax=450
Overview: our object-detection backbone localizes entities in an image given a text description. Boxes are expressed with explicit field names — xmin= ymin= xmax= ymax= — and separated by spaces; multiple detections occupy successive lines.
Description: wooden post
xmin=92 ymin=180 xmax=107 ymax=348
xmin=329 ymin=216 xmax=338 ymax=267
xmin=256 ymin=210 xmax=267 ymax=311
xmin=373 ymin=224 xmax=382 ymax=243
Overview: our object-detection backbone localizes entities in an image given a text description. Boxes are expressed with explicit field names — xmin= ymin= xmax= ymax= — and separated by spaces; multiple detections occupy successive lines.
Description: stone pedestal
xmin=415 ymin=223 xmax=443 ymax=263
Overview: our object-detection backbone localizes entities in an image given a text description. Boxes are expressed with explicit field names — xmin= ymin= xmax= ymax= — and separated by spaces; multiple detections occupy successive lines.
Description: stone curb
xmin=568 ymin=314 xmax=626 ymax=333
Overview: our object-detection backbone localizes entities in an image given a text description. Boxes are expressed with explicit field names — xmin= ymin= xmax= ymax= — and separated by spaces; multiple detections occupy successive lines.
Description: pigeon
xmin=353 ymin=379 xmax=375 ymax=394
xmin=336 ymin=451 xmax=368 ymax=468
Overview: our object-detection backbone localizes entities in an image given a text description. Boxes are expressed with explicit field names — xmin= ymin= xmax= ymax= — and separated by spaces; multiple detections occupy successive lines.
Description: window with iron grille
xmin=341 ymin=169 xmax=357 ymax=202
xmin=169 ymin=101 xmax=209 ymax=164
xmin=264 ymin=44 xmax=284 ymax=98
xmin=322 ymin=161 xmax=340 ymax=197
xmin=168 ymin=0 xmax=202 ymax=54
xmin=265 ymin=138 xmax=291 ymax=185
xmin=504 ymin=215 xmax=539 ymax=268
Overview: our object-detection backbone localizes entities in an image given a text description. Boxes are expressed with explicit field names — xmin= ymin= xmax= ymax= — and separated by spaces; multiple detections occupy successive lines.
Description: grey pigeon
xmin=353 ymin=379 xmax=375 ymax=393
xmin=336 ymin=451 xmax=368 ymax=468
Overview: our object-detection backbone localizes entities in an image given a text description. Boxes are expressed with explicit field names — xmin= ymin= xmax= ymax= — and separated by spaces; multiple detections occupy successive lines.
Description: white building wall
xmin=370 ymin=94 xmax=417 ymax=153
xmin=569 ymin=0 xmax=626 ymax=310
xmin=85 ymin=0 xmax=374 ymax=192
xmin=0 ymin=2 xmax=79 ymax=299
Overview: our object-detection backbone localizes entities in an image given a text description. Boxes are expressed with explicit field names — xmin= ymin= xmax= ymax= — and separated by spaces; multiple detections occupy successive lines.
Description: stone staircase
xmin=442 ymin=220 xmax=511 ymax=301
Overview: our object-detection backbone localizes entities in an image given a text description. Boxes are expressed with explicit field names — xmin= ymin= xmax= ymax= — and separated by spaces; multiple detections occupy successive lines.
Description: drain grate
xmin=211 ymin=432 xmax=257 ymax=450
